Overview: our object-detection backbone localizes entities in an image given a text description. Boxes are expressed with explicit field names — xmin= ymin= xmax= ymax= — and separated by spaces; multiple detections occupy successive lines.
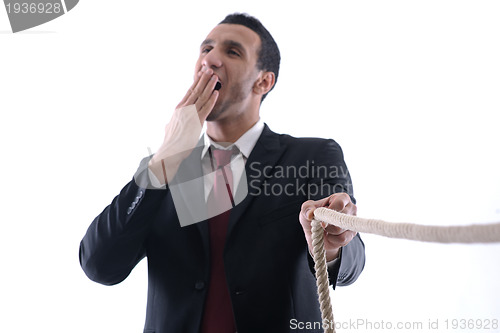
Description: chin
xmin=206 ymin=107 xmax=223 ymax=122
xmin=205 ymin=113 xmax=218 ymax=122
xmin=206 ymin=100 xmax=227 ymax=121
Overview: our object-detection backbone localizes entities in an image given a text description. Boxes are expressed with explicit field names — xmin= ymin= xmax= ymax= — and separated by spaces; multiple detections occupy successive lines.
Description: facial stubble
xmin=206 ymin=77 xmax=255 ymax=121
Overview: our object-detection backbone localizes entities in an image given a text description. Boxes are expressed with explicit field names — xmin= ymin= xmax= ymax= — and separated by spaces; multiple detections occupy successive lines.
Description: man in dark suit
xmin=80 ymin=13 xmax=365 ymax=333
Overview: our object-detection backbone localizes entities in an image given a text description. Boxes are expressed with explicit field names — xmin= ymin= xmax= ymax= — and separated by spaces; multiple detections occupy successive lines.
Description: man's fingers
xmin=325 ymin=230 xmax=356 ymax=248
xmin=327 ymin=192 xmax=350 ymax=212
xmin=300 ymin=194 xmax=355 ymax=231
xmin=343 ymin=203 xmax=357 ymax=216
xmin=177 ymin=67 xmax=215 ymax=109
xmin=195 ymin=74 xmax=218 ymax=112
xmin=197 ymin=89 xmax=218 ymax=121
xmin=300 ymin=200 xmax=315 ymax=221
xmin=302 ymin=197 xmax=331 ymax=220
xmin=184 ymin=70 xmax=214 ymax=106
xmin=299 ymin=194 xmax=358 ymax=258
xmin=177 ymin=69 xmax=205 ymax=108
xmin=324 ymin=224 xmax=345 ymax=235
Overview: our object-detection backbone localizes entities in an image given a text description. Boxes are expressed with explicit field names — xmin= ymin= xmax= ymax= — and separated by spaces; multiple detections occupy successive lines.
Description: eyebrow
xmin=200 ymin=39 xmax=214 ymax=47
xmin=200 ymin=39 xmax=247 ymax=56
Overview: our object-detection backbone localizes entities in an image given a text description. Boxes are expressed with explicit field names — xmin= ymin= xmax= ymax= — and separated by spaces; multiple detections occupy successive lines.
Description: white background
xmin=1 ymin=1 xmax=499 ymax=332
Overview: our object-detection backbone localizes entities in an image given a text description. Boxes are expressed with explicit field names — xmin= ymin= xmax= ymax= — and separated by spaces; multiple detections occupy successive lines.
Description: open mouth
xmin=214 ymin=81 xmax=222 ymax=91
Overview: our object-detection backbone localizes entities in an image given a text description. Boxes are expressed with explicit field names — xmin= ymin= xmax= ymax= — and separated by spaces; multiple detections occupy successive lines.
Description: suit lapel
xmin=226 ymin=124 xmax=286 ymax=239
xmin=173 ymin=139 xmax=211 ymax=258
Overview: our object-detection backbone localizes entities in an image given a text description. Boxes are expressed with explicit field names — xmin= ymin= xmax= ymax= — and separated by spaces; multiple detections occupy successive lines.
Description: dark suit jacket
xmin=79 ymin=124 xmax=365 ymax=333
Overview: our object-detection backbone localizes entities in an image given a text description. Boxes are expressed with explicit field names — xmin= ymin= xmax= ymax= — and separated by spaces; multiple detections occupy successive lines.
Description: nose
xmin=202 ymin=48 xmax=223 ymax=70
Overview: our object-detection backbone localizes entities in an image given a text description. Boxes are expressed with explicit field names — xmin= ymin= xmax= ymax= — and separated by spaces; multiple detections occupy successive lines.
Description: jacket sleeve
xmin=306 ymin=139 xmax=366 ymax=288
xmin=79 ymin=157 xmax=167 ymax=285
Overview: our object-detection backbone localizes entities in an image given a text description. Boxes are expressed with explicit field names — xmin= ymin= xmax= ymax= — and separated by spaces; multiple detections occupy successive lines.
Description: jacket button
xmin=195 ymin=281 xmax=205 ymax=290
xmin=235 ymin=290 xmax=246 ymax=295
xmin=127 ymin=207 xmax=133 ymax=215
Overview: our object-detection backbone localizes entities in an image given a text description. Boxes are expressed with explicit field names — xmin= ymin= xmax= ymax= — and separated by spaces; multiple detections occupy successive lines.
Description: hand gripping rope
xmin=311 ymin=207 xmax=500 ymax=333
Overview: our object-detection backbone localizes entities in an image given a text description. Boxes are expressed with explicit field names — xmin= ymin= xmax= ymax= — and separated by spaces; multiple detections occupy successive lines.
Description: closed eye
xmin=228 ymin=49 xmax=240 ymax=57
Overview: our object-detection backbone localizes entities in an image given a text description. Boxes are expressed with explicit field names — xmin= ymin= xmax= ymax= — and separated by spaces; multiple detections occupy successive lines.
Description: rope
xmin=311 ymin=207 xmax=500 ymax=333
xmin=311 ymin=219 xmax=335 ymax=333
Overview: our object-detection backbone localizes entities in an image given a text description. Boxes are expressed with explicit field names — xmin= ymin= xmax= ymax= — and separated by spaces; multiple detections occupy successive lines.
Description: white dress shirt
xmin=201 ymin=119 xmax=264 ymax=201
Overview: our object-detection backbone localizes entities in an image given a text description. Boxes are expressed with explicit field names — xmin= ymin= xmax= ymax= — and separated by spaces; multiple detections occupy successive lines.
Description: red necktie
xmin=201 ymin=148 xmax=237 ymax=333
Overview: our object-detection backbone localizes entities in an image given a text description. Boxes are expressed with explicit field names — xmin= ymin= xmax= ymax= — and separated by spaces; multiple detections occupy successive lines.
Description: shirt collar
xmin=201 ymin=118 xmax=265 ymax=159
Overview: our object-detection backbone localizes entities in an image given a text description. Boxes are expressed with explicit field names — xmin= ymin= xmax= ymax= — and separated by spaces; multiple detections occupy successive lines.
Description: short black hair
xmin=219 ymin=13 xmax=281 ymax=102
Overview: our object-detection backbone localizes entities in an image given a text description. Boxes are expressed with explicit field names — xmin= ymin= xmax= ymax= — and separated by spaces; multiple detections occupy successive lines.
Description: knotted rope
xmin=311 ymin=207 xmax=500 ymax=333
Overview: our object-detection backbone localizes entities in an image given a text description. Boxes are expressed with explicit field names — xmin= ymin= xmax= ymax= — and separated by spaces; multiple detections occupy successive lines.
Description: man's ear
xmin=253 ymin=71 xmax=275 ymax=97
